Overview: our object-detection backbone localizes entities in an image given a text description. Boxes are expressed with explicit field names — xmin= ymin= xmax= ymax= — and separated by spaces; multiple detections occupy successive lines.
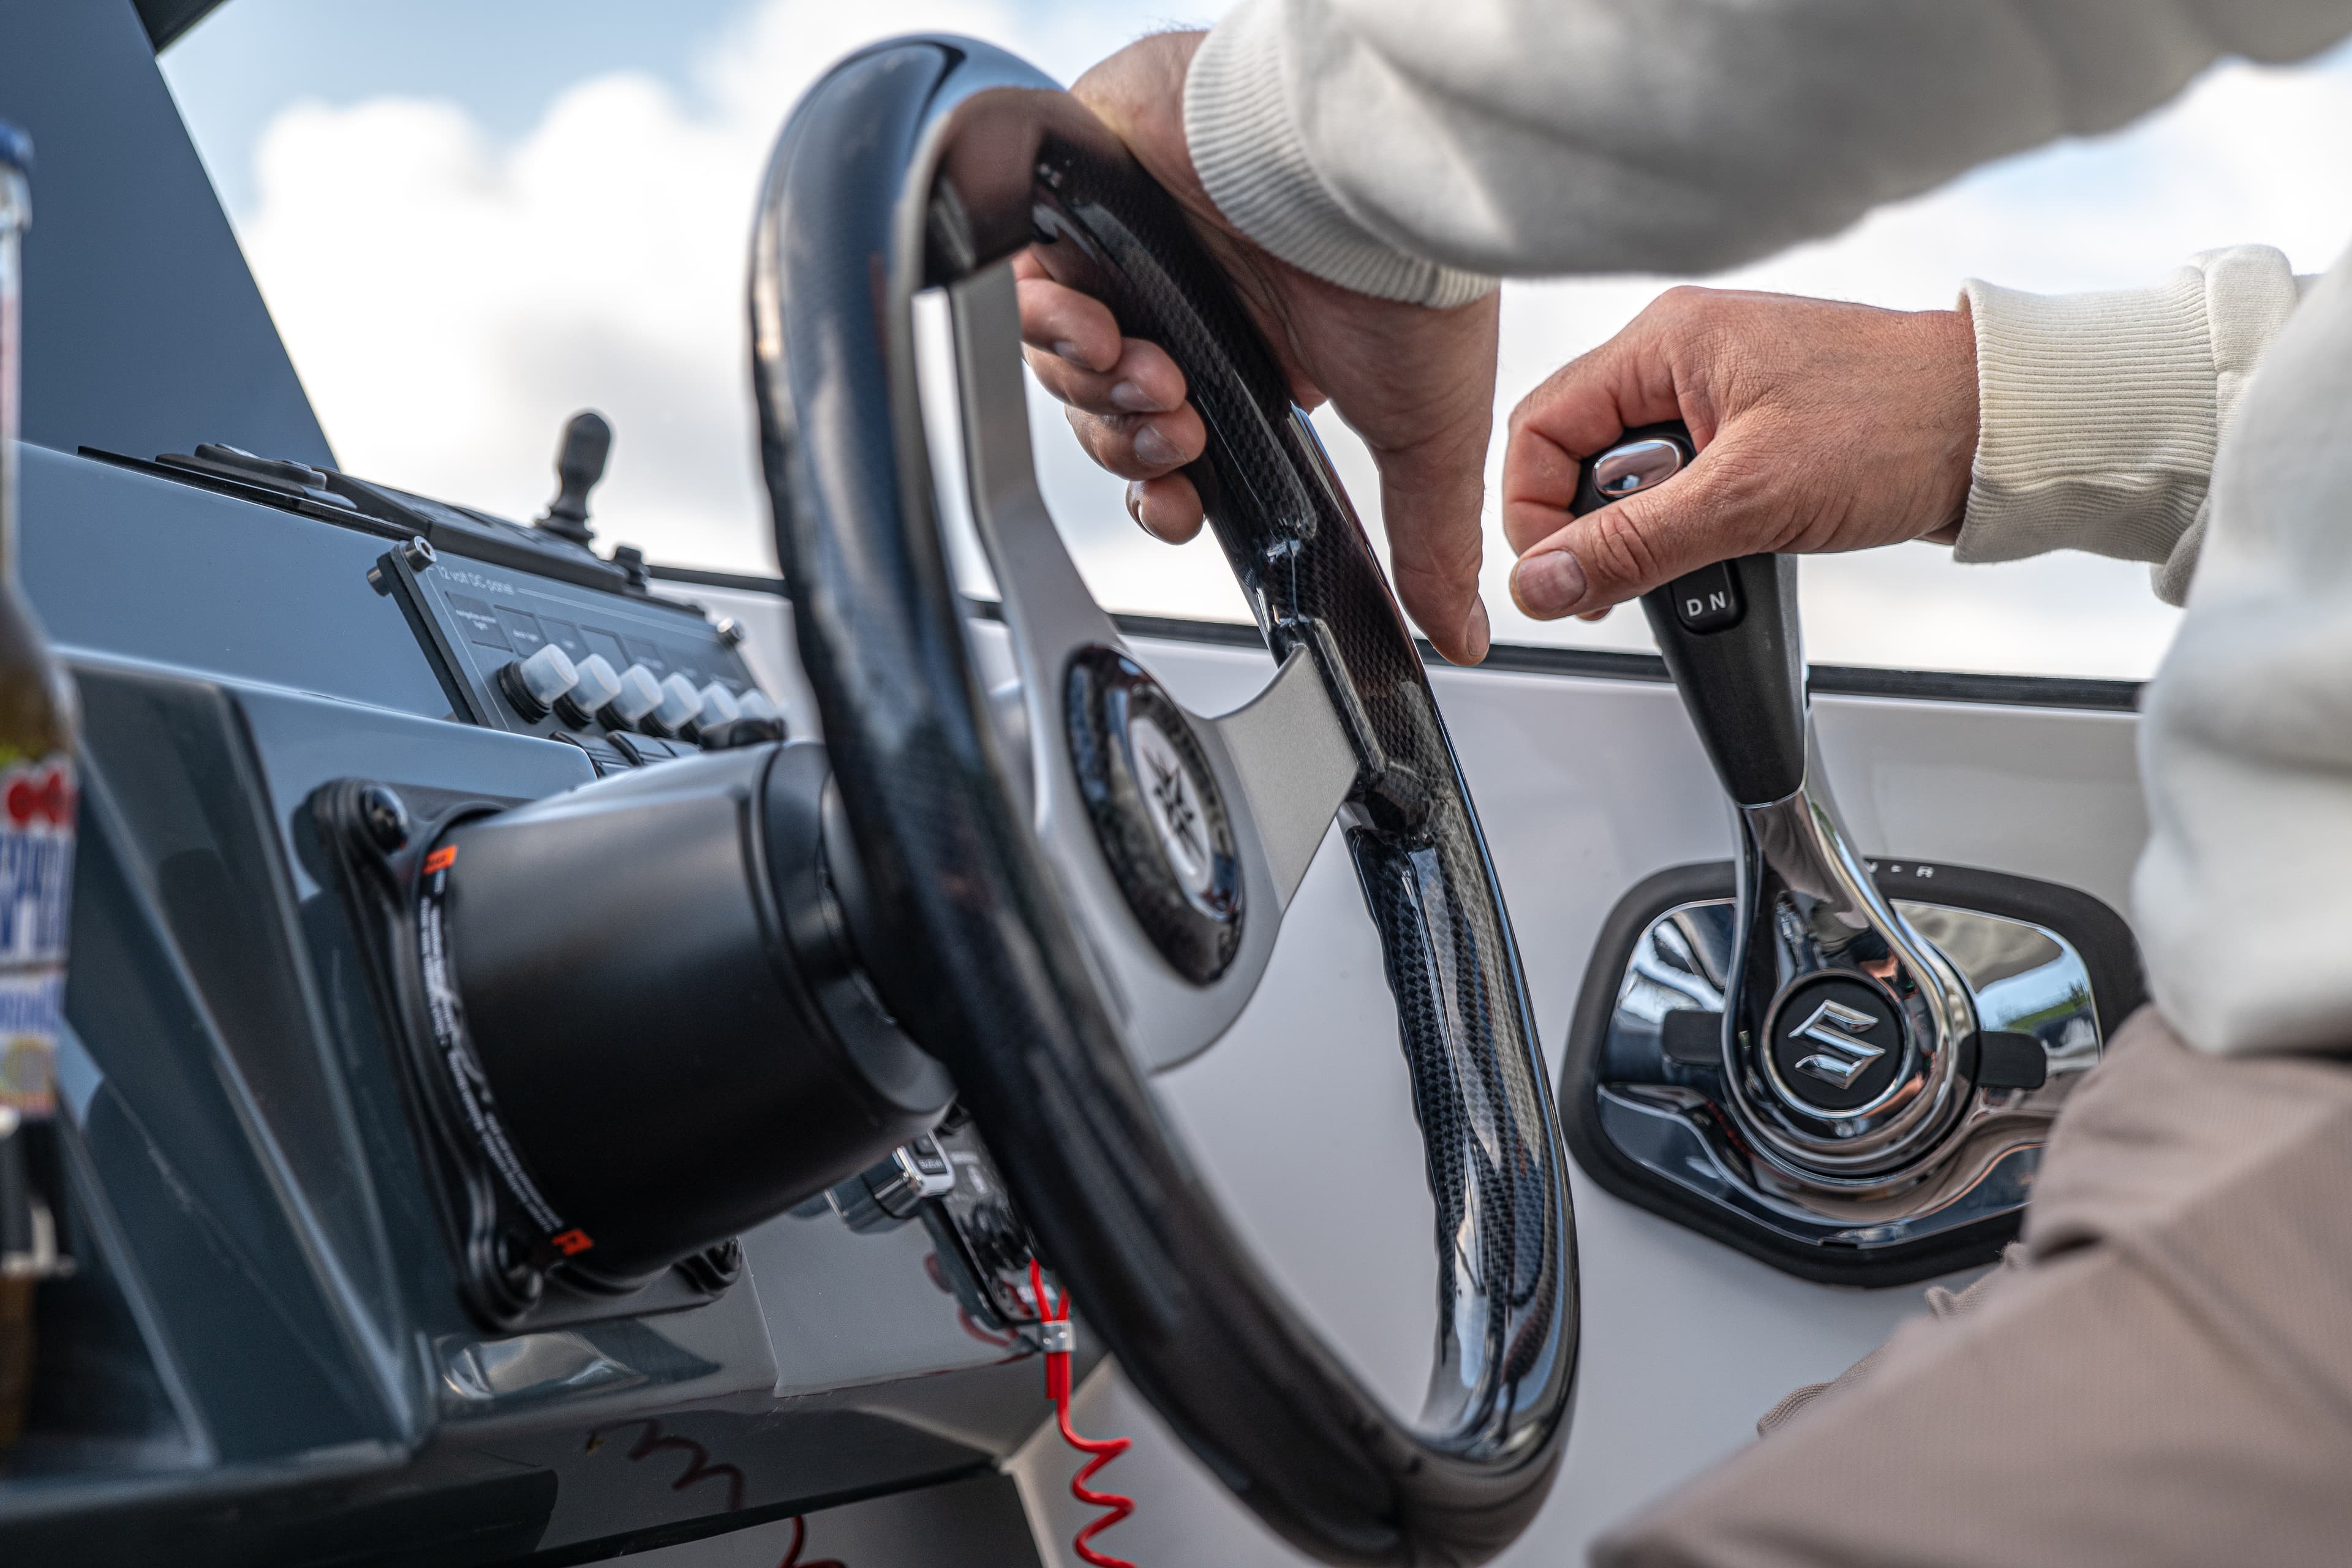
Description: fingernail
xmin=1124 ymin=480 xmax=1145 ymax=524
xmin=1133 ymin=424 xmax=1182 ymax=467
xmin=1461 ymin=595 xmax=1491 ymax=663
xmin=1512 ymin=549 xmax=1588 ymax=617
xmin=1052 ymin=339 xmax=1087 ymax=365
xmin=1109 ymin=380 xmax=1160 ymax=412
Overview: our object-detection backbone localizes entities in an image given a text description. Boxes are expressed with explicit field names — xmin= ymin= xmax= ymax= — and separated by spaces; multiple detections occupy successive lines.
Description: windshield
xmin=162 ymin=3 xmax=2352 ymax=680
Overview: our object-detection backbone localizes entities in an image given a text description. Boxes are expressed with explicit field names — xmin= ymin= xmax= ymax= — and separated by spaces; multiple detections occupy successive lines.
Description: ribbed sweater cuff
xmin=1954 ymin=271 xmax=2217 ymax=572
xmin=1185 ymin=0 xmax=1496 ymax=308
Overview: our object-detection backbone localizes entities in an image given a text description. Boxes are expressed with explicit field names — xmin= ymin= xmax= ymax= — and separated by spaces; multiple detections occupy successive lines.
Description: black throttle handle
xmin=1570 ymin=421 xmax=1807 ymax=807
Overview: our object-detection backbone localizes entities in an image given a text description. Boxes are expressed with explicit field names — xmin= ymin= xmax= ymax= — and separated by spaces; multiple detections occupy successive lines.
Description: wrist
xmin=1954 ymin=269 xmax=2222 ymax=569
xmin=1914 ymin=304 xmax=1980 ymax=544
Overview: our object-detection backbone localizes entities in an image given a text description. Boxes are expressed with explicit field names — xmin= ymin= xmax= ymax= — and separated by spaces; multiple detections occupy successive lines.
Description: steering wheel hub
xmin=1066 ymin=646 xmax=1243 ymax=982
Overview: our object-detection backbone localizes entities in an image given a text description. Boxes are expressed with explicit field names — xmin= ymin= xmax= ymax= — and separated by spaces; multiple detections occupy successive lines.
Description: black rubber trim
xmin=964 ymin=598 xmax=2146 ymax=713
xmin=647 ymin=564 xmax=794 ymax=595
xmin=1809 ymin=663 xmax=2141 ymax=712
xmin=729 ymin=590 xmax=2142 ymax=713
xmin=138 ymin=0 xmax=226 ymax=51
xmin=1559 ymin=859 xmax=2146 ymax=1287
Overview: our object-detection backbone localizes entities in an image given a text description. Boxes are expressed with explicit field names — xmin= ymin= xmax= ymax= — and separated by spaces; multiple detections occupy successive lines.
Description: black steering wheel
xmin=750 ymin=37 xmax=1576 ymax=1565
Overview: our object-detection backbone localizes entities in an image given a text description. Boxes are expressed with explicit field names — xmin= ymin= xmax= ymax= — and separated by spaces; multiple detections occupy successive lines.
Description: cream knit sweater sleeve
xmin=1957 ymin=251 xmax=2316 ymax=605
xmin=1183 ymin=0 xmax=2352 ymax=307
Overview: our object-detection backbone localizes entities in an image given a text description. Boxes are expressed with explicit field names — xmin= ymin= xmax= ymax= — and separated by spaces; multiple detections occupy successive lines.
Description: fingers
xmin=1371 ymin=407 xmax=1496 ymax=667
xmin=1500 ymin=417 xmax=1588 ymax=562
xmin=1507 ymin=443 xmax=1763 ymax=619
xmin=1016 ymin=272 xmax=1123 ymax=374
xmin=1501 ymin=287 xmax=1983 ymax=620
xmin=1018 ymin=265 xmax=1206 ymax=530
xmin=1500 ymin=289 xmax=1741 ymax=618
xmin=1061 ymin=401 xmax=1207 ymax=481
xmin=1500 ymin=316 xmax=1693 ymax=559
xmin=1018 ymin=273 xmax=1193 ymax=435
xmin=1281 ymin=286 xmax=1497 ymax=666
xmin=1125 ymin=474 xmax=1204 ymax=543
xmin=1025 ymin=330 xmax=1189 ymax=424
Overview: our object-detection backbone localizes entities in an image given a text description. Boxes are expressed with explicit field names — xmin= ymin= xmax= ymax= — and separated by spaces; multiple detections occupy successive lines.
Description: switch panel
xmin=372 ymin=543 xmax=775 ymax=770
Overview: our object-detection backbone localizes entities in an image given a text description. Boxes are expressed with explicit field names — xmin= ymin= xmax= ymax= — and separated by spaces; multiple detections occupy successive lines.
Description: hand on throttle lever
xmin=1503 ymin=288 xmax=1981 ymax=622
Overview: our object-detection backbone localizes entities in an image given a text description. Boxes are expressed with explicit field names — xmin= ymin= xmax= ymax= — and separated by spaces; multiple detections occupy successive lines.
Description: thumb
xmin=1507 ymin=443 xmax=1763 ymax=619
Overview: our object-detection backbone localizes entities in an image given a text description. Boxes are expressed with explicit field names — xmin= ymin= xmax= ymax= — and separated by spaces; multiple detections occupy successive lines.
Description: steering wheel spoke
xmin=949 ymin=266 xmax=1343 ymax=1068
xmin=1198 ymin=644 xmax=1355 ymax=908
xmin=946 ymin=268 xmax=1126 ymax=673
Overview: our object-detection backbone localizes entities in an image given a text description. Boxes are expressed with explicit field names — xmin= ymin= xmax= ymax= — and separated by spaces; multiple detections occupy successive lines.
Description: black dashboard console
xmin=87 ymin=442 xmax=779 ymax=777
xmin=0 ymin=443 xmax=1055 ymax=1566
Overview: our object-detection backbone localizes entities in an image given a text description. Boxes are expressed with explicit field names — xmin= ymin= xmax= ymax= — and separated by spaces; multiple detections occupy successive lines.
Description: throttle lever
xmin=1574 ymin=422 xmax=1978 ymax=1186
xmin=1570 ymin=424 xmax=1804 ymax=807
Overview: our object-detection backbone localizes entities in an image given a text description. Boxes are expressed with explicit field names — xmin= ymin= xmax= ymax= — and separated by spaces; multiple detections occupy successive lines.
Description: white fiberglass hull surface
xmin=673 ymin=589 xmax=2143 ymax=1565
xmin=1014 ymin=631 xmax=2143 ymax=1567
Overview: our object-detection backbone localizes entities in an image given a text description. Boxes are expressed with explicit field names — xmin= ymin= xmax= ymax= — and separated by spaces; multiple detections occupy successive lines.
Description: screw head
xmin=358 ymin=785 xmax=410 ymax=852
xmin=495 ymin=1229 xmax=537 ymax=1283
xmin=400 ymin=534 xmax=437 ymax=571
xmin=714 ymin=616 xmax=745 ymax=647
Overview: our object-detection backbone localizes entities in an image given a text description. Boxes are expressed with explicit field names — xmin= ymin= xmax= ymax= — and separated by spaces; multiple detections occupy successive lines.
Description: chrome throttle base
xmin=1555 ymin=426 xmax=2133 ymax=1284
xmin=1726 ymin=749 xmax=1978 ymax=1191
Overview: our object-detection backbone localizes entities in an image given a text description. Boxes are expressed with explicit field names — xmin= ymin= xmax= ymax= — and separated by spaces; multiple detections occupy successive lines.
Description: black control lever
xmin=1570 ymin=424 xmax=1804 ymax=807
xmin=535 ymin=409 xmax=612 ymax=547
xmin=1574 ymin=422 xmax=1977 ymax=1188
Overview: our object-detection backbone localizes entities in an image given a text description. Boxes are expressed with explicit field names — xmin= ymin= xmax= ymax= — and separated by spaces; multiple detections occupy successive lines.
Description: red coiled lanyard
xmin=1030 ymin=1259 xmax=1136 ymax=1568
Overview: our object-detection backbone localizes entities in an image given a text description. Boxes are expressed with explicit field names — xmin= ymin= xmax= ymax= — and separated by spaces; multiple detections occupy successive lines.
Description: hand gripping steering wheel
xmin=750 ymin=37 xmax=1576 ymax=1565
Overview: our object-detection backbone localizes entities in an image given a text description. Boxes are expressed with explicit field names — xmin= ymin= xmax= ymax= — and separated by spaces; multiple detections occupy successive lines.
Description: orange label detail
xmin=550 ymin=1228 xmax=595 ymax=1256
xmin=423 ymin=845 xmax=458 ymax=873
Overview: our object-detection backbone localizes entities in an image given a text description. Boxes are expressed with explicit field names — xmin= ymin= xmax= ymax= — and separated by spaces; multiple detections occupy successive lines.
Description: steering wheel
xmin=750 ymin=37 xmax=1575 ymax=1566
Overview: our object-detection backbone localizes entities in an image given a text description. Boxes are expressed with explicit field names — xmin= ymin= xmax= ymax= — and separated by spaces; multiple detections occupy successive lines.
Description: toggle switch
xmin=555 ymin=652 xmax=624 ymax=729
xmin=498 ymin=642 xmax=579 ymax=722
xmin=696 ymin=682 xmax=742 ymax=731
xmin=653 ymin=673 xmax=704 ymax=739
xmin=599 ymin=663 xmax=663 ymax=733
xmin=736 ymin=690 xmax=779 ymax=725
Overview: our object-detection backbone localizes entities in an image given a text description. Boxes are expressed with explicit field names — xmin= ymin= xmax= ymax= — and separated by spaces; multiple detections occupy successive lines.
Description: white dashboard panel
xmin=711 ymin=601 xmax=2148 ymax=1566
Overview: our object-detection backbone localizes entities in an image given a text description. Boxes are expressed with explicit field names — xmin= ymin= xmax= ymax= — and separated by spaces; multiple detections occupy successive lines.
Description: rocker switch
xmin=1668 ymin=562 xmax=1744 ymax=634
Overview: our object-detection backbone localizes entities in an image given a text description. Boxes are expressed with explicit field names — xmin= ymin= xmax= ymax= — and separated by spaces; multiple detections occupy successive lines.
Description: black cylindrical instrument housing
xmin=435 ymin=741 xmax=951 ymax=1284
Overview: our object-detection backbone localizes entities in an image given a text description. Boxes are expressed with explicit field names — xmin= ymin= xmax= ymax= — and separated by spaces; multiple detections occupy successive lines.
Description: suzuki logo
xmin=1789 ymin=999 xmax=1886 ymax=1088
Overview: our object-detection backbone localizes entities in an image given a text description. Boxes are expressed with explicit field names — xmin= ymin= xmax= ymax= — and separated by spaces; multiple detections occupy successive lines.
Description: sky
xmin=158 ymin=2 xmax=2352 ymax=679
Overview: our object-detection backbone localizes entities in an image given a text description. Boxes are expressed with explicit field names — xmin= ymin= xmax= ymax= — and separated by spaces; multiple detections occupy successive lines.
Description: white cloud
xmin=240 ymin=0 xmax=1194 ymax=572
xmin=236 ymin=13 xmax=2352 ymax=678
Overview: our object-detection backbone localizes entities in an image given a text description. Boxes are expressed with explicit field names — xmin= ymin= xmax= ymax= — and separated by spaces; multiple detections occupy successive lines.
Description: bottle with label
xmin=0 ymin=123 xmax=80 ymax=1454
